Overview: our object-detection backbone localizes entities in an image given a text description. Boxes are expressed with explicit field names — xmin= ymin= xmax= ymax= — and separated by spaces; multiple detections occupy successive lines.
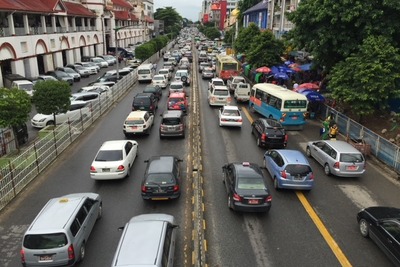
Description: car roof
xmin=127 ymin=110 xmax=148 ymax=119
xmin=100 ymin=140 xmax=129 ymax=150
xmin=322 ymin=140 xmax=363 ymax=153
xmin=72 ymin=92 xmax=99 ymax=97
xmin=153 ymin=74 xmax=165 ymax=78
xmin=223 ymin=106 xmax=239 ymax=111
xmin=212 ymin=78 xmax=223 ymax=82
xmin=162 ymin=110 xmax=183 ymax=118
xmin=231 ymin=162 xmax=263 ymax=178
xmin=147 ymin=156 xmax=177 ymax=173
xmin=274 ymin=149 xmax=310 ymax=165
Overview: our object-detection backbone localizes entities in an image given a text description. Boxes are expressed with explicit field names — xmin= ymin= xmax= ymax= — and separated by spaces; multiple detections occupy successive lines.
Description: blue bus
xmin=249 ymin=83 xmax=308 ymax=130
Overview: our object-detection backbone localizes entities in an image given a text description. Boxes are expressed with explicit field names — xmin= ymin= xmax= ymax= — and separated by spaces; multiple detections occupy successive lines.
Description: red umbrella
xmin=256 ymin=66 xmax=271 ymax=73
xmin=298 ymin=83 xmax=320 ymax=90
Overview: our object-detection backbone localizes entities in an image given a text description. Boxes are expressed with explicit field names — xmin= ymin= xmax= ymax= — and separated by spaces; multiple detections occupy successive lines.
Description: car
xmin=306 ymin=140 xmax=366 ymax=177
xmin=31 ymin=100 xmax=90 ymax=128
xmin=78 ymin=85 xmax=112 ymax=98
xmin=151 ymin=74 xmax=168 ymax=89
xmin=21 ymin=193 xmax=102 ymax=267
xmin=263 ymin=149 xmax=314 ymax=190
xmin=31 ymin=75 xmax=58 ymax=85
xmin=219 ymin=106 xmax=242 ymax=127
xmin=158 ymin=68 xmax=172 ymax=81
xmin=234 ymin=82 xmax=251 ymax=102
xmin=123 ymin=111 xmax=154 ymax=136
xmin=168 ymin=92 xmax=188 ymax=113
xmin=90 ymin=140 xmax=138 ymax=180
xmin=198 ymin=62 xmax=211 ymax=73
xmin=132 ymin=93 xmax=158 ymax=114
xmin=202 ymin=67 xmax=215 ymax=79
xmin=208 ymin=77 xmax=225 ymax=89
xmin=208 ymin=85 xmax=231 ymax=106
xmin=45 ymin=70 xmax=74 ymax=85
xmin=126 ymin=58 xmax=142 ymax=68
xmin=159 ymin=110 xmax=186 ymax=138
xmin=174 ymin=70 xmax=190 ymax=86
xmin=143 ymin=85 xmax=162 ymax=100
xmin=163 ymin=51 xmax=171 ymax=61
xmin=65 ymin=64 xmax=90 ymax=78
xmin=227 ymin=76 xmax=246 ymax=93
xmin=99 ymin=55 xmax=116 ymax=66
xmin=91 ymin=81 xmax=116 ymax=88
xmin=357 ymin=206 xmax=400 ymax=266
xmin=90 ymin=69 xmax=131 ymax=84
xmin=141 ymin=155 xmax=183 ymax=200
xmin=163 ymin=61 xmax=175 ymax=73
xmin=169 ymin=81 xmax=185 ymax=95
xmin=222 ymin=162 xmax=272 ymax=212
xmin=55 ymin=67 xmax=81 ymax=82
xmin=70 ymin=92 xmax=102 ymax=105
xmin=251 ymin=118 xmax=288 ymax=148
xmin=75 ymin=62 xmax=99 ymax=74
xmin=167 ymin=57 xmax=177 ymax=66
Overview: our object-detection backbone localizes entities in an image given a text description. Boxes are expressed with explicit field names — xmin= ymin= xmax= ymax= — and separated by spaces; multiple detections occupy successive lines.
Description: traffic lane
xmin=197 ymin=79 xmax=339 ymax=266
xmin=0 ymin=79 xmax=189 ymax=267
xmin=285 ymin=119 xmax=397 ymax=266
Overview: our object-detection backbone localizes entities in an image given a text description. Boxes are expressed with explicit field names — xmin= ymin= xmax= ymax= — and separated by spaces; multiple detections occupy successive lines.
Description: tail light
xmin=117 ymin=165 xmax=125 ymax=172
xmin=284 ymin=134 xmax=288 ymax=143
xmin=265 ymin=195 xmax=272 ymax=202
xmin=90 ymin=166 xmax=97 ymax=173
xmin=173 ymin=185 xmax=180 ymax=192
xmin=68 ymin=244 xmax=75 ymax=261
xmin=141 ymin=186 xmax=147 ymax=192
xmin=150 ymin=105 xmax=154 ymax=110
xmin=221 ymin=118 xmax=227 ymax=122
xmin=281 ymin=170 xmax=287 ymax=179
xmin=310 ymin=172 xmax=314 ymax=180
xmin=232 ymin=193 xmax=242 ymax=202
xmin=20 ymin=249 xmax=25 ymax=264
xmin=178 ymin=125 xmax=184 ymax=130
xmin=238 ymin=119 xmax=243 ymax=122
xmin=160 ymin=124 xmax=167 ymax=130
xmin=261 ymin=133 xmax=267 ymax=141
xmin=333 ymin=162 xmax=340 ymax=169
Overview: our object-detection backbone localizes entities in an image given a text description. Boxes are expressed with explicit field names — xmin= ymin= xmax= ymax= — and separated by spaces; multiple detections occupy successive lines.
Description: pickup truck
xmin=227 ymin=76 xmax=246 ymax=93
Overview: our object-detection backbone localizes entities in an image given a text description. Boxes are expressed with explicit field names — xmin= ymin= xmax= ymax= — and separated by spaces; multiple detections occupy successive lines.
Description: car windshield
xmin=214 ymin=89 xmax=229 ymax=96
xmin=95 ymin=150 xmax=123 ymax=161
xmin=213 ymin=81 xmax=224 ymax=86
xmin=138 ymin=69 xmax=150 ymax=74
xmin=23 ymin=233 xmax=68 ymax=249
xmin=170 ymin=84 xmax=183 ymax=89
xmin=125 ymin=119 xmax=145 ymax=125
xmin=145 ymin=173 xmax=174 ymax=184
xmin=285 ymin=164 xmax=312 ymax=176
xmin=237 ymin=177 xmax=265 ymax=190
xmin=169 ymin=98 xmax=184 ymax=104
xmin=134 ymin=98 xmax=150 ymax=105
xmin=144 ymin=88 xmax=156 ymax=93
xmin=154 ymin=76 xmax=164 ymax=80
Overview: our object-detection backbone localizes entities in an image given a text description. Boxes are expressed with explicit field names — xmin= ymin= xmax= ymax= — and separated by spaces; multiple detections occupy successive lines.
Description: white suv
xmin=208 ymin=78 xmax=225 ymax=90
xmin=174 ymin=70 xmax=190 ymax=86
xmin=208 ymin=85 xmax=231 ymax=106
xmin=123 ymin=111 xmax=155 ymax=136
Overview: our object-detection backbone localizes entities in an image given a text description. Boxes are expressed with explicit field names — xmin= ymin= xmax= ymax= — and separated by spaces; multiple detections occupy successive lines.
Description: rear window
xmin=162 ymin=118 xmax=181 ymax=125
xmin=95 ymin=150 xmax=123 ymax=161
xmin=169 ymin=97 xmax=184 ymax=103
xmin=170 ymin=84 xmax=183 ymax=89
xmin=283 ymin=100 xmax=308 ymax=109
xmin=213 ymin=81 xmax=224 ymax=86
xmin=237 ymin=177 xmax=265 ymax=190
xmin=138 ymin=69 xmax=150 ymax=74
xmin=214 ymin=89 xmax=229 ymax=96
xmin=23 ymin=233 xmax=68 ymax=249
xmin=340 ymin=153 xmax=364 ymax=163
xmin=126 ymin=119 xmax=145 ymax=125
xmin=134 ymin=98 xmax=151 ymax=105
xmin=222 ymin=109 xmax=240 ymax=116
xmin=285 ymin=164 xmax=312 ymax=176
xmin=145 ymin=173 xmax=175 ymax=184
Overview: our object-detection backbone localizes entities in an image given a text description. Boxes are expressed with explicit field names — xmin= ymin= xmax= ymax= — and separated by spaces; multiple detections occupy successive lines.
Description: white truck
xmin=227 ymin=75 xmax=246 ymax=93
xmin=234 ymin=82 xmax=251 ymax=102
xmin=4 ymin=74 xmax=34 ymax=96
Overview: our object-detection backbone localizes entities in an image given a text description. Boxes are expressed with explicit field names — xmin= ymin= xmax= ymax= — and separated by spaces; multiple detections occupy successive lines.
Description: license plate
xmin=248 ymin=199 xmax=259 ymax=204
xmin=152 ymin=197 xmax=168 ymax=200
xmin=294 ymin=175 xmax=303 ymax=180
xmin=346 ymin=165 xmax=358 ymax=171
xmin=130 ymin=126 xmax=137 ymax=129
xmin=219 ymin=98 xmax=225 ymax=100
xmin=102 ymin=168 xmax=110 ymax=172
xmin=292 ymin=116 xmax=298 ymax=120
xmin=39 ymin=255 xmax=53 ymax=262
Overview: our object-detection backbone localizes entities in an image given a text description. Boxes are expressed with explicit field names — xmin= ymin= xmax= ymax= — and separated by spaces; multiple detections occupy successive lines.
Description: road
xmin=0 ymin=47 xmax=399 ymax=267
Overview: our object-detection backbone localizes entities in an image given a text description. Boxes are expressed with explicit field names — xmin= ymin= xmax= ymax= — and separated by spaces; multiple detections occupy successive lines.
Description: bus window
xmin=284 ymin=100 xmax=307 ymax=109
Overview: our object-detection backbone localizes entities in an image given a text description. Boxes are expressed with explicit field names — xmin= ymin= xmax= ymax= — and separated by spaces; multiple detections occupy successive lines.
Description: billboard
xmin=203 ymin=14 xmax=209 ymax=23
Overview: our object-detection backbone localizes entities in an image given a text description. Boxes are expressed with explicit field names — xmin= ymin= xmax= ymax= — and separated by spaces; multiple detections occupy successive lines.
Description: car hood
xmin=362 ymin=207 xmax=400 ymax=220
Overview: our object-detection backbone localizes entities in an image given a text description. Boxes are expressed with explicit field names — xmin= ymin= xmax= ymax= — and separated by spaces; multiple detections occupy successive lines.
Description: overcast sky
xmin=154 ymin=0 xmax=202 ymax=22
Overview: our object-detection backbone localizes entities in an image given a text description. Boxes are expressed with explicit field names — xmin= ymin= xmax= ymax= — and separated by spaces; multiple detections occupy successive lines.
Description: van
xmin=132 ymin=93 xmax=158 ymax=114
xmin=137 ymin=63 xmax=154 ymax=83
xmin=234 ymin=82 xmax=251 ymax=102
xmin=21 ymin=193 xmax=102 ymax=266
xmin=111 ymin=214 xmax=178 ymax=267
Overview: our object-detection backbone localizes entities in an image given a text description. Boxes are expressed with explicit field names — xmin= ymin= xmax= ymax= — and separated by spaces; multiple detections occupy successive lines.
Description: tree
xmin=223 ymin=27 xmax=235 ymax=46
xmin=0 ymin=88 xmax=31 ymax=147
xmin=204 ymin=27 xmax=221 ymax=40
xmin=154 ymin=7 xmax=182 ymax=35
xmin=246 ymin=30 xmax=284 ymax=68
xmin=329 ymin=35 xmax=400 ymax=121
xmin=234 ymin=23 xmax=260 ymax=54
xmin=31 ymin=80 xmax=71 ymax=126
xmin=287 ymin=0 xmax=400 ymax=72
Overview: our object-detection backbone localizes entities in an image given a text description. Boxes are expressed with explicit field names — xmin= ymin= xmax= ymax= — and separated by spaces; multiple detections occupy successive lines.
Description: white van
xmin=137 ymin=63 xmax=154 ymax=83
xmin=234 ymin=82 xmax=251 ymax=102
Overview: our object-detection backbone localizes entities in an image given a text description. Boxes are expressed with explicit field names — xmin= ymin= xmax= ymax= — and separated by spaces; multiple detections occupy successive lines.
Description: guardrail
xmin=0 ymin=42 xmax=175 ymax=211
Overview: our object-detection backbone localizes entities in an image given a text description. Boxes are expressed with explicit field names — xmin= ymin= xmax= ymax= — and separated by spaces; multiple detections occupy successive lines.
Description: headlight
xmin=39 ymin=118 xmax=47 ymax=122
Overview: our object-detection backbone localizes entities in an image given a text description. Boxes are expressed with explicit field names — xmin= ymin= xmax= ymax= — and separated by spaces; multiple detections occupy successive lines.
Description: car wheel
xmin=324 ymin=164 xmax=331 ymax=176
xmin=78 ymin=243 xmax=85 ymax=262
xmin=46 ymin=120 xmax=55 ymax=126
xmin=359 ymin=219 xmax=369 ymax=237
xmin=273 ymin=177 xmax=279 ymax=190
xmin=126 ymin=166 xmax=131 ymax=177
xmin=263 ymin=159 xmax=267 ymax=168
xmin=257 ymin=137 xmax=262 ymax=147
xmin=306 ymin=147 xmax=312 ymax=157
xmin=228 ymin=195 xmax=233 ymax=210
xmin=97 ymin=203 xmax=102 ymax=220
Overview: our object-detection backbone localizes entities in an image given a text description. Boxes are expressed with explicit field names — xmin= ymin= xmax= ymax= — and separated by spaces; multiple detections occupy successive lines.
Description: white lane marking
xmin=338 ymin=185 xmax=379 ymax=209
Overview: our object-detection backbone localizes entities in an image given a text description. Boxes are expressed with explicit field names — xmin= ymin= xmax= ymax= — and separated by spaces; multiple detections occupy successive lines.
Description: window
xmin=340 ymin=153 xmax=363 ymax=163
xmin=162 ymin=225 xmax=173 ymax=266
xmin=283 ymin=100 xmax=307 ymax=109
xmin=70 ymin=219 xmax=80 ymax=237
xmin=23 ymin=233 xmax=68 ymax=249
xmin=76 ymin=207 xmax=88 ymax=225
xmin=125 ymin=142 xmax=133 ymax=154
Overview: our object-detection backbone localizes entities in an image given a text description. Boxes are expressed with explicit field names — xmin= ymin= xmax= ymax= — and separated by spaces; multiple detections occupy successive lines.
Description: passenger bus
xmin=249 ymin=83 xmax=309 ymax=130
xmin=215 ymin=54 xmax=240 ymax=82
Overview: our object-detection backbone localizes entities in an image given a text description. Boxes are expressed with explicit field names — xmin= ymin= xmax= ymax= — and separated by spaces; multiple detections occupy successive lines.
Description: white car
xmin=219 ymin=106 xmax=243 ymax=127
xmin=91 ymin=57 xmax=109 ymax=68
xmin=208 ymin=78 xmax=225 ymax=89
xmin=123 ymin=111 xmax=154 ymax=136
xmin=75 ymin=62 xmax=98 ymax=74
xmin=152 ymin=74 xmax=168 ymax=89
xmin=78 ymin=85 xmax=112 ymax=98
xmin=174 ymin=70 xmax=190 ymax=86
xmin=208 ymin=85 xmax=231 ymax=106
xmin=90 ymin=140 xmax=138 ymax=180
xmin=31 ymin=101 xmax=90 ymax=128
xmin=169 ymin=81 xmax=184 ymax=95
xmin=158 ymin=68 xmax=171 ymax=80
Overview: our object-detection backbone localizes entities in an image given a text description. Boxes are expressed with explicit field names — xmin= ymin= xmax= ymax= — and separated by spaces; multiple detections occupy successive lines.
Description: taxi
xmin=123 ymin=110 xmax=154 ymax=136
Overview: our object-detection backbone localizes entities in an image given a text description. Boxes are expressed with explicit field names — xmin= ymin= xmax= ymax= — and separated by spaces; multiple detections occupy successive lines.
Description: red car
xmin=168 ymin=92 xmax=188 ymax=113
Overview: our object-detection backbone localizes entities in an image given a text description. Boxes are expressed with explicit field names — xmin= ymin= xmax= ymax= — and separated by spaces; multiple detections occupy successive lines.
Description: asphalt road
xmin=1 ymin=47 xmax=400 ymax=267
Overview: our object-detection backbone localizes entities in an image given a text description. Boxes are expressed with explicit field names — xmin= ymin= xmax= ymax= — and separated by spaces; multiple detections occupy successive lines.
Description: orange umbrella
xmin=256 ymin=66 xmax=271 ymax=73
xmin=298 ymin=83 xmax=319 ymax=90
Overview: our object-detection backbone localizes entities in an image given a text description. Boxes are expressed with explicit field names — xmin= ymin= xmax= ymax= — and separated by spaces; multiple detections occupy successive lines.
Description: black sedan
xmin=222 ymin=162 xmax=272 ymax=212
xmin=143 ymin=85 xmax=163 ymax=101
xmin=357 ymin=206 xmax=400 ymax=265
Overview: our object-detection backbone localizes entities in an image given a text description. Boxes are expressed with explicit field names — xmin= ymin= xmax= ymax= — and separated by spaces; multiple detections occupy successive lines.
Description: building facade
xmin=0 ymin=0 xmax=153 ymax=87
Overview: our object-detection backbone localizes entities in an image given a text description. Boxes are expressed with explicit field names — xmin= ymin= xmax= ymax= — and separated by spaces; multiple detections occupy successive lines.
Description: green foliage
xmin=135 ymin=44 xmax=154 ymax=61
xmin=234 ymin=23 xmax=260 ymax=54
xmin=330 ymin=35 xmax=400 ymax=118
xmin=247 ymin=30 xmax=284 ymax=68
xmin=0 ymin=88 xmax=31 ymax=128
xmin=31 ymin=80 xmax=71 ymax=116
xmin=204 ymin=27 xmax=221 ymax=40
xmin=154 ymin=7 xmax=182 ymax=34
xmin=223 ymin=27 xmax=235 ymax=46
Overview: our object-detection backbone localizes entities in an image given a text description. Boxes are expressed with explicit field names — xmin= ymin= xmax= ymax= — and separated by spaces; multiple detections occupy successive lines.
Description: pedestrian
xmin=320 ymin=117 xmax=330 ymax=140
xmin=329 ymin=123 xmax=338 ymax=140
xmin=293 ymin=82 xmax=299 ymax=90
xmin=153 ymin=63 xmax=157 ymax=72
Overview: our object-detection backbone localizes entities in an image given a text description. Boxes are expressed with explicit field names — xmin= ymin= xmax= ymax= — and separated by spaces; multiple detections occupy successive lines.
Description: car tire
xmin=78 ymin=243 xmax=85 ymax=262
xmin=359 ymin=219 xmax=369 ymax=237
xmin=273 ymin=177 xmax=279 ymax=190
xmin=306 ymin=147 xmax=312 ymax=157
xmin=46 ymin=120 xmax=55 ymax=126
xmin=257 ymin=137 xmax=262 ymax=147
xmin=97 ymin=203 xmax=103 ymax=220
xmin=126 ymin=166 xmax=131 ymax=177
xmin=324 ymin=163 xmax=331 ymax=176
xmin=269 ymin=115 xmax=274 ymax=119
